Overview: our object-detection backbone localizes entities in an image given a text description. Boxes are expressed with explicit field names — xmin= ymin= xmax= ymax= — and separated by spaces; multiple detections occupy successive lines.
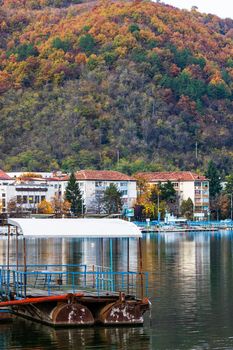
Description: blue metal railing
xmin=188 ymin=220 xmax=233 ymax=227
xmin=134 ymin=220 xmax=233 ymax=229
xmin=0 ymin=265 xmax=149 ymax=300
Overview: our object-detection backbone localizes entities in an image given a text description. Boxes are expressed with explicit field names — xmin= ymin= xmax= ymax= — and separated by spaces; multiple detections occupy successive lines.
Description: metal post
xmin=110 ymin=239 xmax=113 ymax=291
xmin=101 ymin=238 xmax=104 ymax=270
xmin=195 ymin=141 xmax=198 ymax=159
xmin=7 ymin=225 xmax=10 ymax=271
xmin=117 ymin=150 xmax=120 ymax=167
xmin=92 ymin=264 xmax=95 ymax=289
xmin=231 ymin=194 xmax=233 ymax=221
xmin=157 ymin=190 xmax=160 ymax=224
xmin=7 ymin=225 xmax=10 ymax=298
xmin=23 ymin=237 xmax=27 ymax=298
xmin=127 ymin=238 xmax=129 ymax=295
xmin=138 ymin=237 xmax=144 ymax=299
xmin=101 ymin=238 xmax=104 ymax=290
xmin=16 ymin=227 xmax=19 ymax=271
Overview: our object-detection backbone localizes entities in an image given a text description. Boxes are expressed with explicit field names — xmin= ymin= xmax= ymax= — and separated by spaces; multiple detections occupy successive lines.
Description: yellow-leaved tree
xmin=37 ymin=199 xmax=53 ymax=214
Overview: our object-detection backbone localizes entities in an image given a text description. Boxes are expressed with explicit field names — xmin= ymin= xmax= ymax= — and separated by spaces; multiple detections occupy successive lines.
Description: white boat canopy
xmin=8 ymin=218 xmax=142 ymax=238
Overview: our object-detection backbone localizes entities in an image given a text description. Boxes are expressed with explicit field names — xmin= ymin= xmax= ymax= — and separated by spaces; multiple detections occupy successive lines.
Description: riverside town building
xmin=136 ymin=171 xmax=210 ymax=217
xmin=0 ymin=169 xmax=209 ymax=217
xmin=0 ymin=169 xmax=137 ymax=215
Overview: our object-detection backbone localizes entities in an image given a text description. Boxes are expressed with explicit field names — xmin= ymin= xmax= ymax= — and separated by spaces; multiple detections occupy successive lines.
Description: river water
xmin=1 ymin=230 xmax=233 ymax=349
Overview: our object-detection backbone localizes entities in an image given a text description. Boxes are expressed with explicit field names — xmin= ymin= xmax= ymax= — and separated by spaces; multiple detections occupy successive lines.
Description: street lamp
xmin=230 ymin=193 xmax=233 ymax=221
xmin=208 ymin=209 xmax=211 ymax=223
xmin=157 ymin=190 xmax=160 ymax=224
xmin=226 ymin=193 xmax=233 ymax=221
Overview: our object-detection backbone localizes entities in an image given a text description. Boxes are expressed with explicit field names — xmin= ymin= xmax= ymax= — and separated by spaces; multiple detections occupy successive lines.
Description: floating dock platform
xmin=0 ymin=218 xmax=150 ymax=327
xmin=1 ymin=292 xmax=149 ymax=327
xmin=0 ymin=264 xmax=150 ymax=327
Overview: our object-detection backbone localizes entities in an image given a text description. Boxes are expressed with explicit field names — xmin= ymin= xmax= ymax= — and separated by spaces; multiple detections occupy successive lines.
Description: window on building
xmin=2 ymin=199 xmax=6 ymax=207
xmin=195 ymin=206 xmax=202 ymax=211
xmin=120 ymin=182 xmax=127 ymax=187
xmin=2 ymin=193 xmax=5 ymax=198
xmin=121 ymin=190 xmax=128 ymax=196
xmin=95 ymin=181 xmax=103 ymax=187
xmin=41 ymin=196 xmax=46 ymax=202
xmin=173 ymin=182 xmax=179 ymax=187
xmin=23 ymin=196 xmax=27 ymax=204
xmin=195 ymin=190 xmax=201 ymax=195
xmin=202 ymin=182 xmax=209 ymax=188
xmin=17 ymin=196 xmax=22 ymax=204
xmin=195 ymin=181 xmax=201 ymax=187
xmin=35 ymin=196 xmax=40 ymax=203
xmin=29 ymin=196 xmax=34 ymax=204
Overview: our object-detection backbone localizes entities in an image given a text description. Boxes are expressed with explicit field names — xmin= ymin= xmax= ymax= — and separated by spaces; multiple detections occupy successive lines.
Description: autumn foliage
xmin=0 ymin=0 xmax=233 ymax=173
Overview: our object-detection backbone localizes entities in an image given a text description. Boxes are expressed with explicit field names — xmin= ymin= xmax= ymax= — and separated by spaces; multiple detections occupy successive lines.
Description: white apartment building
xmin=74 ymin=170 xmax=137 ymax=213
xmin=0 ymin=170 xmax=67 ymax=213
xmin=0 ymin=169 xmax=137 ymax=215
xmin=136 ymin=171 xmax=209 ymax=216
xmin=0 ymin=170 xmax=15 ymax=212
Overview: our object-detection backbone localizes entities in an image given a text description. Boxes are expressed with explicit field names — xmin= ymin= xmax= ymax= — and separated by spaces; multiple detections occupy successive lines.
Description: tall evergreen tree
xmin=159 ymin=181 xmax=176 ymax=201
xmin=103 ymin=184 xmax=122 ymax=214
xmin=65 ymin=172 xmax=84 ymax=216
xmin=180 ymin=198 xmax=194 ymax=219
xmin=205 ymin=161 xmax=222 ymax=198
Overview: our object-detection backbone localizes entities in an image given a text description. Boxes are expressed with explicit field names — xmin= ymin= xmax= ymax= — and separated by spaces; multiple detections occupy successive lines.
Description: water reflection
xmin=0 ymin=237 xmax=139 ymax=271
xmin=2 ymin=318 xmax=151 ymax=350
xmin=1 ymin=231 xmax=233 ymax=349
xmin=145 ymin=231 xmax=233 ymax=349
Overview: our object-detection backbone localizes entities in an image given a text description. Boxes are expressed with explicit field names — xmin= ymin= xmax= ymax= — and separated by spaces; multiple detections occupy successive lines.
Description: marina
xmin=136 ymin=220 xmax=233 ymax=233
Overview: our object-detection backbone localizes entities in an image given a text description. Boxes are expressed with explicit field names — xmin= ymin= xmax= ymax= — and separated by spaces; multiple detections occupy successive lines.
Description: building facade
xmin=74 ymin=170 xmax=137 ymax=213
xmin=0 ymin=169 xmax=137 ymax=215
xmin=136 ymin=171 xmax=209 ymax=217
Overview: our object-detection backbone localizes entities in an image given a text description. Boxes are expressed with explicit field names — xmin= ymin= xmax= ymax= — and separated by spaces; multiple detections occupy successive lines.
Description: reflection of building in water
xmin=0 ymin=238 xmax=7 ymax=265
xmin=26 ymin=238 xmax=65 ymax=265
xmin=81 ymin=238 xmax=139 ymax=271
xmin=1 ymin=237 xmax=85 ymax=267
xmin=0 ymin=236 xmax=140 ymax=272
xmin=114 ymin=238 xmax=138 ymax=272
xmin=175 ymin=234 xmax=211 ymax=311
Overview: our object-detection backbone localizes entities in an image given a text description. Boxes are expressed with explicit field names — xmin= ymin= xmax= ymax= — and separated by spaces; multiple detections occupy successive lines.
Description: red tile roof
xmin=46 ymin=176 xmax=69 ymax=181
xmin=0 ymin=170 xmax=12 ymax=180
xmin=75 ymin=170 xmax=135 ymax=181
xmin=135 ymin=171 xmax=208 ymax=182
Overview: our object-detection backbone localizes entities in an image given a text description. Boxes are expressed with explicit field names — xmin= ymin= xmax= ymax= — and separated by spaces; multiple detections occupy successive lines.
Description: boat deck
xmin=0 ymin=264 xmax=150 ymax=327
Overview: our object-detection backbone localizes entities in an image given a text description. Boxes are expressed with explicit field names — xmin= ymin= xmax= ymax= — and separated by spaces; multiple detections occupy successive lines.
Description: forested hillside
xmin=0 ymin=0 xmax=233 ymax=174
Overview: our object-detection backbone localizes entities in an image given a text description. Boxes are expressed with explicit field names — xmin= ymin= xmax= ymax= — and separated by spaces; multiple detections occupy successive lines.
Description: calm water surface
xmin=1 ymin=231 xmax=233 ymax=349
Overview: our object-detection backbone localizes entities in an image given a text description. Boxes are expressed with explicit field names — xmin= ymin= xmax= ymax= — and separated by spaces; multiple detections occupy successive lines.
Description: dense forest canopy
xmin=0 ymin=0 xmax=233 ymax=175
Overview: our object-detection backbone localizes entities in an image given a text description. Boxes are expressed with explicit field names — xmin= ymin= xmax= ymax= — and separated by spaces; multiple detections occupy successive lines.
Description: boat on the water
xmin=0 ymin=218 xmax=150 ymax=327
